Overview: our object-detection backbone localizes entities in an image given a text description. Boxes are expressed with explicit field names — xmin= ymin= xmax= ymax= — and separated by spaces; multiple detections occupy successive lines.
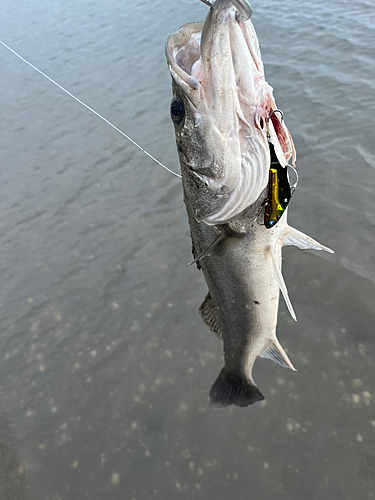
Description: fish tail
xmin=209 ymin=368 xmax=264 ymax=408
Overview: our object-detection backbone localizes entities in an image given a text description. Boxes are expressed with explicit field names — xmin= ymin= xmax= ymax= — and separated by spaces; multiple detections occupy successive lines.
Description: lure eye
xmin=170 ymin=96 xmax=185 ymax=124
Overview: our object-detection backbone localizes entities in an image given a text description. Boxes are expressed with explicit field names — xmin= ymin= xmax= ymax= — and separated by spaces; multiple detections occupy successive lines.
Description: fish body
xmin=188 ymin=190 xmax=288 ymax=406
xmin=166 ymin=0 xmax=333 ymax=407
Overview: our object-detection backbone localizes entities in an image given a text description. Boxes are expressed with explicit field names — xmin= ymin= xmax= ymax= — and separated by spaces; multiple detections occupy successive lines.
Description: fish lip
xmin=165 ymin=22 xmax=203 ymax=69
xmin=165 ymin=22 xmax=203 ymax=105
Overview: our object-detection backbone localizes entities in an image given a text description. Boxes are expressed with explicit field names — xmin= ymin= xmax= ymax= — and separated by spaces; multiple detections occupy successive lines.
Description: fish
xmin=165 ymin=0 xmax=333 ymax=408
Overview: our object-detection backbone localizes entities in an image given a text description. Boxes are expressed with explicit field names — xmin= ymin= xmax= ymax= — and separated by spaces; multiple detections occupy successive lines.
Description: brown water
xmin=0 ymin=0 xmax=374 ymax=498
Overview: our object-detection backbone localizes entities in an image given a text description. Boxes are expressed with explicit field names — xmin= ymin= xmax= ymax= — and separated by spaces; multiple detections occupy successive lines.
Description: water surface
xmin=0 ymin=0 xmax=374 ymax=498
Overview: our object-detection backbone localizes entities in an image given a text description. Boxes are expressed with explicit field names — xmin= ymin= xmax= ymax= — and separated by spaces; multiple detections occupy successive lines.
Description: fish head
xmin=166 ymin=22 xmax=229 ymax=221
xmin=166 ymin=0 xmax=295 ymax=225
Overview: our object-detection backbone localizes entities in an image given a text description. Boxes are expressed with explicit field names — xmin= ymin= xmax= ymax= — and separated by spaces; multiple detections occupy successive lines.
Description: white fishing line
xmin=0 ymin=40 xmax=182 ymax=179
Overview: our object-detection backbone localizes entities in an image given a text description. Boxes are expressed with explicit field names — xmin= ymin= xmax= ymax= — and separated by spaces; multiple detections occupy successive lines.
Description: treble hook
xmin=269 ymin=109 xmax=284 ymax=123
xmin=287 ymin=163 xmax=299 ymax=196
xmin=266 ymin=109 xmax=284 ymax=140
xmin=199 ymin=0 xmax=253 ymax=20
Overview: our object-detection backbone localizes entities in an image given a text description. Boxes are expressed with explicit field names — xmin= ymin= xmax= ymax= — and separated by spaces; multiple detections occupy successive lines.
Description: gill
xmin=0 ymin=40 xmax=182 ymax=180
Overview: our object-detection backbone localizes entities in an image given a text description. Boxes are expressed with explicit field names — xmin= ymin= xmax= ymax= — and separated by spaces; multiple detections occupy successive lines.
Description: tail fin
xmin=209 ymin=369 xmax=264 ymax=408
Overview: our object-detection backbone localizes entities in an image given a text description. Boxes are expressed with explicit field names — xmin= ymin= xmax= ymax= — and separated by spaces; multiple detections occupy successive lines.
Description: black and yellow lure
xmin=264 ymin=143 xmax=292 ymax=229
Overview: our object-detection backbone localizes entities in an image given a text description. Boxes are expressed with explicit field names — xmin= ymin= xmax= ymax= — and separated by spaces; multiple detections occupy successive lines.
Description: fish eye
xmin=170 ymin=96 xmax=185 ymax=124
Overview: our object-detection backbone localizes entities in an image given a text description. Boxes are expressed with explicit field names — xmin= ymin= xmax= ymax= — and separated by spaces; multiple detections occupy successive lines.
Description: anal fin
xmin=283 ymin=226 xmax=334 ymax=253
xmin=270 ymin=246 xmax=297 ymax=322
xmin=260 ymin=339 xmax=297 ymax=371
xmin=199 ymin=292 xmax=222 ymax=339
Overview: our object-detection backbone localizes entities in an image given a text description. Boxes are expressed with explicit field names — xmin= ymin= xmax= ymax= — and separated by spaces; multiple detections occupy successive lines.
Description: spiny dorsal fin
xmin=199 ymin=292 xmax=222 ymax=339
xmin=260 ymin=339 xmax=297 ymax=371
xmin=283 ymin=226 xmax=334 ymax=253
xmin=269 ymin=246 xmax=297 ymax=322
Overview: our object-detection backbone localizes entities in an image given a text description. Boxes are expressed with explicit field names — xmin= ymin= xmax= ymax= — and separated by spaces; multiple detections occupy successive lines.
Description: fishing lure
xmin=264 ymin=109 xmax=298 ymax=229
xmin=264 ymin=143 xmax=292 ymax=229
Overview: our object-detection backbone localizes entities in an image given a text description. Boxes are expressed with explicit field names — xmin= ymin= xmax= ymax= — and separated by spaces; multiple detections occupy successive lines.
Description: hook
xmin=287 ymin=163 xmax=299 ymax=195
xmin=266 ymin=109 xmax=284 ymax=140
xmin=199 ymin=0 xmax=252 ymax=21
xmin=256 ymin=197 xmax=269 ymax=226
xmin=269 ymin=109 xmax=284 ymax=123
xmin=230 ymin=0 xmax=253 ymax=20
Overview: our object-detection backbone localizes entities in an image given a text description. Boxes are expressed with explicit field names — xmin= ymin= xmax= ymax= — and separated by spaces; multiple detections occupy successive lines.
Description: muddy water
xmin=0 ymin=0 xmax=374 ymax=498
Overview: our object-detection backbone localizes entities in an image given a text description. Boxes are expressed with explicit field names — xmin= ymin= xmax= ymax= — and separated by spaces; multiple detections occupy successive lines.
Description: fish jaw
xmin=166 ymin=1 xmax=295 ymax=225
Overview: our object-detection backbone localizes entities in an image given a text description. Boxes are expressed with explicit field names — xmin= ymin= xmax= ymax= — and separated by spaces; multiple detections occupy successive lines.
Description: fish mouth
xmin=166 ymin=0 xmax=296 ymax=225
xmin=166 ymin=22 xmax=203 ymax=101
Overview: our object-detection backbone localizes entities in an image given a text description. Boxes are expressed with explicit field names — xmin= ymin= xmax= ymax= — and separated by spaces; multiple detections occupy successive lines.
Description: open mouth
xmin=173 ymin=30 xmax=202 ymax=80
xmin=166 ymin=0 xmax=296 ymax=224
xmin=166 ymin=5 xmax=295 ymax=167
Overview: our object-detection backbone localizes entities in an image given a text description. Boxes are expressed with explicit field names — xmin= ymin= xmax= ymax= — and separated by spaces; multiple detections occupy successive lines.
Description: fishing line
xmin=0 ymin=40 xmax=182 ymax=179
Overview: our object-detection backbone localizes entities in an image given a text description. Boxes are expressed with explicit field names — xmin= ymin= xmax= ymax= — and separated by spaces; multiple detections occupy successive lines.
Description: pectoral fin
xmin=283 ymin=226 xmax=334 ymax=253
xmin=260 ymin=339 xmax=297 ymax=371
xmin=270 ymin=246 xmax=297 ymax=322
xmin=188 ymin=231 xmax=226 ymax=266
xmin=199 ymin=292 xmax=222 ymax=339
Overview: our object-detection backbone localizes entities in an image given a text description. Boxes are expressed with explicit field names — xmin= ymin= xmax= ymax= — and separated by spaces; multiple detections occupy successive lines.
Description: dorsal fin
xmin=269 ymin=246 xmax=297 ymax=322
xmin=260 ymin=339 xmax=297 ymax=371
xmin=199 ymin=292 xmax=222 ymax=339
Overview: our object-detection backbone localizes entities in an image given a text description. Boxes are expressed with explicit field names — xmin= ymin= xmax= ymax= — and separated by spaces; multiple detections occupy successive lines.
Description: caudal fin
xmin=209 ymin=369 xmax=264 ymax=408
